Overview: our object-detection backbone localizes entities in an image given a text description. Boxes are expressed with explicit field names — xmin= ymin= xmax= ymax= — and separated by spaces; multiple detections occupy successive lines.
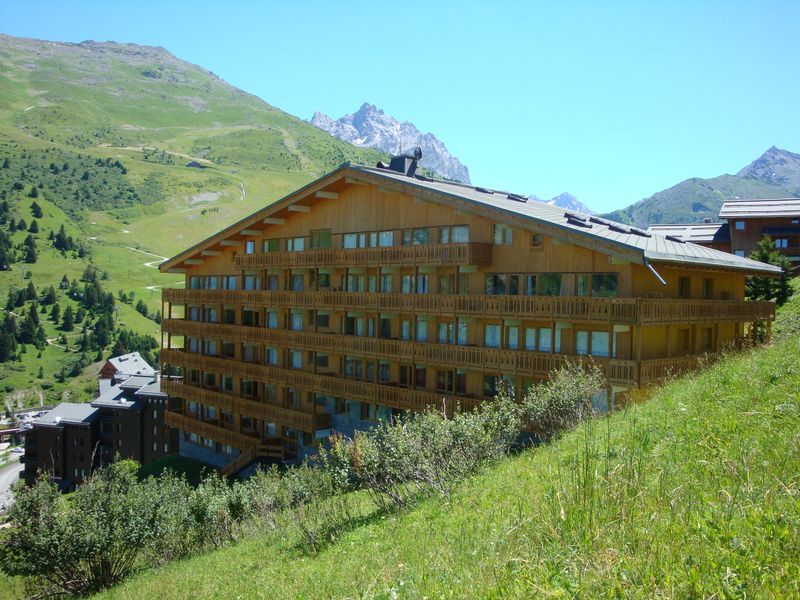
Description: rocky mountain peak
xmin=310 ymin=103 xmax=471 ymax=183
xmin=736 ymin=146 xmax=800 ymax=188
xmin=528 ymin=191 xmax=595 ymax=214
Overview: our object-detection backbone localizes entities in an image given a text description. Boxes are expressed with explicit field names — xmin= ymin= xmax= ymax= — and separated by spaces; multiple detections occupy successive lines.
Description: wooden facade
xmin=159 ymin=163 xmax=777 ymax=470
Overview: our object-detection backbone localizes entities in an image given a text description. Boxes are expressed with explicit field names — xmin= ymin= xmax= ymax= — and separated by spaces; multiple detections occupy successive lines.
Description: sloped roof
xmin=647 ymin=223 xmax=730 ymax=244
xmin=160 ymin=163 xmax=781 ymax=275
xmin=720 ymin=198 xmax=800 ymax=219
xmin=105 ymin=352 xmax=155 ymax=377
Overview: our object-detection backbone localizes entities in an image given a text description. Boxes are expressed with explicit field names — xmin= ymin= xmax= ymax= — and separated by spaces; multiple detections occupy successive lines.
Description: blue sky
xmin=2 ymin=1 xmax=799 ymax=212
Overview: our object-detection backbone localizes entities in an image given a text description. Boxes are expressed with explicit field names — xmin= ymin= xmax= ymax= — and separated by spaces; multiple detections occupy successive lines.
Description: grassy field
xmin=92 ymin=316 xmax=800 ymax=598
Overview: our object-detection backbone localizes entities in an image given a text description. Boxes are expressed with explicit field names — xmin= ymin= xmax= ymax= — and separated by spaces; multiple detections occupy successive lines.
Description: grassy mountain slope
xmin=0 ymin=34 xmax=385 ymax=404
xmin=603 ymin=146 xmax=800 ymax=227
xmin=98 ymin=301 xmax=800 ymax=598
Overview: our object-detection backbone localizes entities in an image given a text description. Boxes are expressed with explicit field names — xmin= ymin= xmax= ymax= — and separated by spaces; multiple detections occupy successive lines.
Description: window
xmin=290 ymin=350 xmax=303 ymax=369
xmin=335 ymin=398 xmax=348 ymax=415
xmin=266 ymin=311 xmax=278 ymax=329
xmin=402 ymin=275 xmax=414 ymax=294
xmin=506 ymin=326 xmax=519 ymax=349
xmin=525 ymin=275 xmax=537 ymax=296
xmin=316 ymin=313 xmax=330 ymax=328
xmin=439 ymin=225 xmax=469 ymax=243
xmin=702 ymin=278 xmax=714 ymax=299
xmin=678 ymin=276 xmax=691 ymax=299
xmin=590 ymin=331 xmax=610 ymax=357
xmin=576 ymin=331 xmax=589 ymax=355
xmin=378 ymin=230 xmax=394 ymax=247
xmin=379 ymin=274 xmax=393 ymax=293
xmin=402 ymin=228 xmax=429 ymax=245
xmin=538 ymin=328 xmax=552 ymax=352
xmin=438 ymin=322 xmax=455 ymax=344
xmin=245 ymin=240 xmax=255 ymax=254
xmin=379 ymin=361 xmax=391 ymax=383
xmin=343 ymin=233 xmax=359 ymax=249
xmin=379 ymin=317 xmax=392 ymax=338
xmin=311 ymin=229 xmax=331 ymax=249
xmin=792 ymin=218 xmax=799 ymax=224
xmin=416 ymin=319 xmax=428 ymax=342
xmin=531 ymin=233 xmax=543 ymax=249
xmin=290 ymin=312 xmax=303 ymax=331
xmin=700 ymin=327 xmax=713 ymax=351
xmin=292 ymin=274 xmax=304 ymax=291
xmin=415 ymin=365 xmax=427 ymax=388
xmin=360 ymin=402 xmax=378 ymax=421
xmin=577 ymin=274 xmax=590 ymax=297
xmin=493 ymin=223 xmax=513 ymax=245
xmin=242 ymin=344 xmax=257 ymax=362
xmin=221 ymin=375 xmax=234 ymax=392
xmin=734 ymin=249 xmax=745 ymax=257
xmin=243 ymin=275 xmax=260 ymax=290
xmin=222 ymin=275 xmax=237 ymax=290
xmin=265 ymin=346 xmax=278 ymax=365
xmin=188 ymin=306 xmax=200 ymax=321
xmin=287 ymin=237 xmax=305 ymax=252
xmin=203 ymin=340 xmax=217 ymax=356
xmin=457 ymin=322 xmax=468 ymax=345
xmin=483 ymin=376 xmax=498 ymax=397
xmin=539 ymin=274 xmax=563 ymax=296
xmin=436 ymin=370 xmax=454 ymax=393
xmin=775 ymin=238 xmax=789 ymax=249
xmin=525 ymin=328 xmax=536 ymax=351
xmin=416 ymin=274 xmax=429 ymax=294
xmin=263 ymin=239 xmax=280 ymax=252
xmin=401 ymin=320 xmax=412 ymax=341
xmin=734 ymin=220 xmax=745 ymax=231
xmin=485 ymin=324 xmax=501 ymax=348
xmin=485 ymin=274 xmax=505 ymax=295
xmin=242 ymin=380 xmax=257 ymax=397
xmin=592 ymin=274 xmax=618 ymax=298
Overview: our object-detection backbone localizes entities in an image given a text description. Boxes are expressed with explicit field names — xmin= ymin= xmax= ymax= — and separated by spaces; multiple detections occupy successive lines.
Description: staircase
xmin=218 ymin=437 xmax=285 ymax=478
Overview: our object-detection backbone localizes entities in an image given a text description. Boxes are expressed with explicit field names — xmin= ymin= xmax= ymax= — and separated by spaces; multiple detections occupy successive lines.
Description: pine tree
xmin=23 ymin=235 xmax=37 ymax=263
xmin=30 ymin=201 xmax=43 ymax=218
xmin=42 ymin=286 xmax=57 ymax=305
xmin=50 ymin=303 xmax=61 ymax=323
xmin=61 ymin=304 xmax=75 ymax=331
xmin=28 ymin=186 xmax=38 ymax=199
xmin=28 ymin=220 xmax=39 ymax=234
xmin=746 ymin=236 xmax=793 ymax=306
xmin=25 ymin=281 xmax=36 ymax=301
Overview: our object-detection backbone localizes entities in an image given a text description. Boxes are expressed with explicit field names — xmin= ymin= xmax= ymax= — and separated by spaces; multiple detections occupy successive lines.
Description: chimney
xmin=380 ymin=146 xmax=423 ymax=176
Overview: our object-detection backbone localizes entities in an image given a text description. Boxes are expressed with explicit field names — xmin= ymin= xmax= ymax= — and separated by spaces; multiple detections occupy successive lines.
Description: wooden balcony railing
xmin=163 ymin=289 xmax=774 ymax=325
xmin=234 ymin=243 xmax=493 ymax=268
xmin=638 ymin=355 xmax=715 ymax=385
xmin=162 ymin=379 xmax=330 ymax=433
xmin=162 ymin=319 xmax=637 ymax=385
xmin=166 ymin=411 xmax=263 ymax=451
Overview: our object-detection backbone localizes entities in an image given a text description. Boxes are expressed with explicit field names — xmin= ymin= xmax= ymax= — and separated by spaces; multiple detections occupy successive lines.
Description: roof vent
xmin=387 ymin=146 xmax=422 ymax=176
xmin=665 ymin=235 xmax=685 ymax=243
xmin=589 ymin=216 xmax=612 ymax=226
xmin=564 ymin=212 xmax=586 ymax=222
xmin=506 ymin=193 xmax=527 ymax=203
xmin=629 ymin=227 xmax=652 ymax=238
xmin=608 ymin=224 xmax=630 ymax=234
xmin=476 ymin=187 xmax=494 ymax=195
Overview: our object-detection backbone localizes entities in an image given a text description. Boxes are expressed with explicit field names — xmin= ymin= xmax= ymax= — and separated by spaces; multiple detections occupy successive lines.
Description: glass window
xmin=402 ymin=228 xmax=429 ymax=245
xmin=416 ymin=320 xmax=428 ymax=342
xmin=452 ymin=225 xmax=469 ymax=243
xmin=591 ymin=331 xmax=610 ymax=357
xmin=485 ymin=274 xmax=505 ymax=295
xmin=380 ymin=274 xmax=393 ymax=293
xmin=483 ymin=376 xmax=498 ymax=397
xmin=775 ymin=238 xmax=789 ymax=249
xmin=378 ymin=230 xmax=394 ymax=247
xmin=222 ymin=275 xmax=237 ymax=290
xmin=592 ymin=274 xmax=618 ymax=298
xmin=577 ymin=274 xmax=590 ymax=297
xmin=245 ymin=240 xmax=255 ymax=254
xmin=734 ymin=249 xmax=745 ymax=257
xmin=316 ymin=353 xmax=329 ymax=368
xmin=402 ymin=275 xmax=414 ymax=294
xmin=311 ymin=229 xmax=331 ymax=249
xmin=290 ymin=350 xmax=303 ymax=369
xmin=508 ymin=275 xmax=519 ymax=295
xmin=287 ymin=237 xmax=305 ymax=252
xmin=538 ymin=328 xmax=552 ymax=352
xmin=401 ymin=320 xmax=412 ymax=341
xmin=263 ymin=239 xmax=280 ymax=252
xmin=265 ymin=346 xmax=278 ymax=365
xmin=267 ymin=311 xmax=278 ymax=329
xmin=525 ymin=328 xmax=536 ymax=351
xmin=416 ymin=274 xmax=429 ymax=294
xmin=343 ymin=233 xmax=357 ymax=249
xmin=439 ymin=227 xmax=450 ymax=244
xmin=507 ymin=326 xmax=519 ymax=349
xmin=244 ymin=275 xmax=260 ymax=290
xmin=438 ymin=322 xmax=455 ymax=344
xmin=539 ymin=274 xmax=563 ymax=296
xmin=316 ymin=313 xmax=330 ymax=328
xmin=734 ymin=220 xmax=745 ymax=231
xmin=525 ymin=275 xmax=536 ymax=296
xmin=485 ymin=324 xmax=501 ymax=348
xmin=576 ymin=331 xmax=589 ymax=355
xmin=457 ymin=322 xmax=468 ymax=345
xmin=493 ymin=223 xmax=513 ymax=245
xmin=292 ymin=274 xmax=304 ymax=291
xmin=290 ymin=312 xmax=303 ymax=331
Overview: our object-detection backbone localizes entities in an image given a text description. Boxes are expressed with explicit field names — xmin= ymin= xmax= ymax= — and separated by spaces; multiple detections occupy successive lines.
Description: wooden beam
xmin=201 ymin=250 xmax=222 ymax=256
xmin=263 ymin=217 xmax=286 ymax=225
xmin=288 ymin=205 xmax=311 ymax=213
xmin=241 ymin=229 xmax=261 ymax=236
xmin=167 ymin=268 xmax=187 ymax=273
xmin=184 ymin=259 xmax=204 ymax=265
xmin=345 ymin=177 xmax=368 ymax=185
xmin=315 ymin=191 xmax=338 ymax=199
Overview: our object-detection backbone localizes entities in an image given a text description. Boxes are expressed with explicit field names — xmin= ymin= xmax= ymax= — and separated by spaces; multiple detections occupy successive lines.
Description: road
xmin=0 ymin=458 xmax=23 ymax=513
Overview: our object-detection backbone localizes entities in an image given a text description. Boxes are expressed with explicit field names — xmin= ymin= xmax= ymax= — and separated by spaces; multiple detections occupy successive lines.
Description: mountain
xmin=310 ymin=103 xmax=471 ymax=183
xmin=0 ymin=33 xmax=385 ymax=405
xmin=529 ymin=191 xmax=594 ymax=214
xmin=602 ymin=146 xmax=800 ymax=227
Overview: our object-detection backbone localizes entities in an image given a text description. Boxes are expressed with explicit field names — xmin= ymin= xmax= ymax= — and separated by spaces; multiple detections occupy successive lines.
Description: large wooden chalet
xmin=158 ymin=155 xmax=779 ymax=472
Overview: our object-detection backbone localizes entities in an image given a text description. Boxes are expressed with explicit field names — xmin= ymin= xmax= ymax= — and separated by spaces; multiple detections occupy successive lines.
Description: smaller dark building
xmin=22 ymin=373 xmax=180 ymax=489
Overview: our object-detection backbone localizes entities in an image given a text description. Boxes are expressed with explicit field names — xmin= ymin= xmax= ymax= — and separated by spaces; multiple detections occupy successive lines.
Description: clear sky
xmin=2 ymin=1 xmax=799 ymax=212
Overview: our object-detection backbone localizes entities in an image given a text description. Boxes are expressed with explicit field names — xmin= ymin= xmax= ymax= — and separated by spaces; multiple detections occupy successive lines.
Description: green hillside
xmin=92 ymin=293 xmax=800 ymax=599
xmin=603 ymin=146 xmax=800 ymax=227
xmin=0 ymin=34 xmax=385 ymax=405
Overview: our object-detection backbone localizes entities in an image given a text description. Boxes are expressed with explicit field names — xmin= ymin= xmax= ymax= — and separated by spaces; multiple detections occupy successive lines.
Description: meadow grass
xmin=93 ymin=332 xmax=800 ymax=599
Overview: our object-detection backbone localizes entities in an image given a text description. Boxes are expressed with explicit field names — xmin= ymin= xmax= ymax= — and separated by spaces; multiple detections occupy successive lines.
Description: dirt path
xmin=126 ymin=247 xmax=169 ymax=269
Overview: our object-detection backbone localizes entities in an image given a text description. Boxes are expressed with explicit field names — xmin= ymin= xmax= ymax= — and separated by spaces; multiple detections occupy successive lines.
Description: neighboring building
xmin=648 ymin=198 xmax=800 ymax=265
xmin=99 ymin=351 xmax=157 ymax=381
xmin=158 ymin=157 xmax=779 ymax=473
xmin=22 ymin=365 xmax=178 ymax=488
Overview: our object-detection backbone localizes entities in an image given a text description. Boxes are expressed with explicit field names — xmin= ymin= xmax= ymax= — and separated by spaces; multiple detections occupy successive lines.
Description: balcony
xmin=162 ymin=379 xmax=330 ymax=433
xmin=163 ymin=289 xmax=774 ymax=325
xmin=234 ymin=242 xmax=493 ymax=269
xmin=166 ymin=411 xmax=264 ymax=450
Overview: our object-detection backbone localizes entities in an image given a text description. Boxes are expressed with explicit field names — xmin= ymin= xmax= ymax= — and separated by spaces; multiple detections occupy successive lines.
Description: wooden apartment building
xmin=650 ymin=198 xmax=800 ymax=265
xmin=159 ymin=155 xmax=779 ymax=472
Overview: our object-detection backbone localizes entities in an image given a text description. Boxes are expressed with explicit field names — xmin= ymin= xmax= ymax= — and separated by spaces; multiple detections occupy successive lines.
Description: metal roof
xmin=647 ymin=223 xmax=730 ymax=244
xmin=36 ymin=403 xmax=99 ymax=427
xmin=105 ymin=352 xmax=155 ymax=377
xmin=719 ymin=198 xmax=800 ymax=219
xmin=160 ymin=163 xmax=782 ymax=276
